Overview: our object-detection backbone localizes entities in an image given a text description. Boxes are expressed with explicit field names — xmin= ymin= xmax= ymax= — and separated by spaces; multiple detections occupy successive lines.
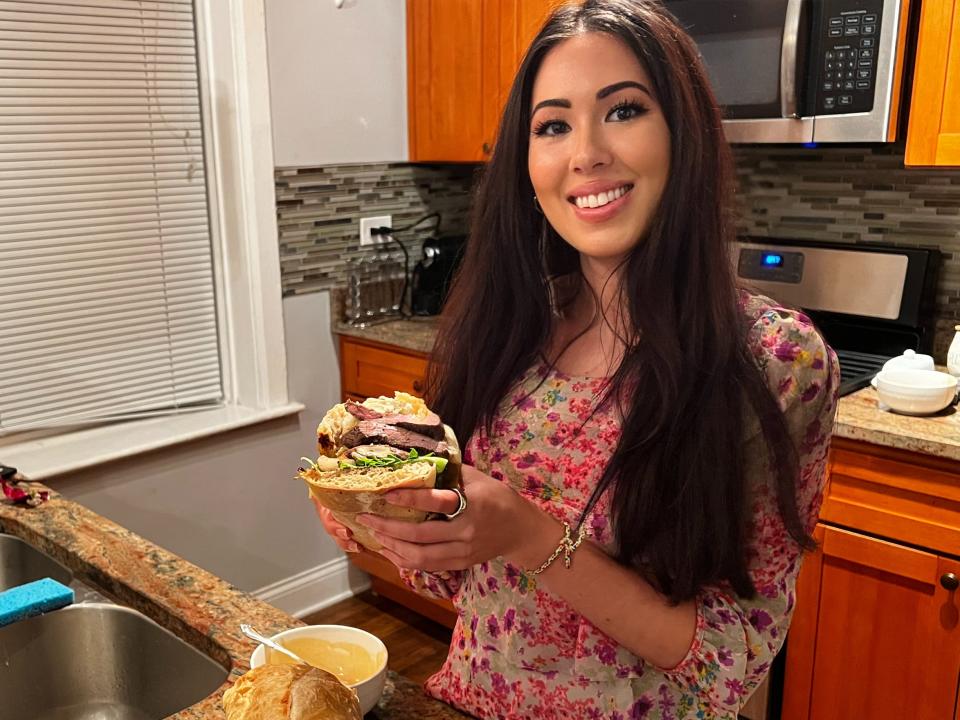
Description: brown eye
xmin=607 ymin=101 xmax=649 ymax=123
xmin=533 ymin=119 xmax=570 ymax=137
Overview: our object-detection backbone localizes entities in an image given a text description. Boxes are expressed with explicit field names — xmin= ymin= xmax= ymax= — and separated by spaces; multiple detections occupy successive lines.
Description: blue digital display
xmin=762 ymin=253 xmax=784 ymax=268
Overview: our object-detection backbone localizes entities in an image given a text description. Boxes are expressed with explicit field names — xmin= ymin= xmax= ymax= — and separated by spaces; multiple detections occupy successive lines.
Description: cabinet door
xmin=787 ymin=525 xmax=960 ymax=720
xmin=339 ymin=337 xmax=428 ymax=400
xmin=407 ymin=0 xmax=499 ymax=161
xmin=482 ymin=1 xmax=556 ymax=142
xmin=905 ymin=0 xmax=960 ymax=166
xmin=407 ymin=0 xmax=560 ymax=161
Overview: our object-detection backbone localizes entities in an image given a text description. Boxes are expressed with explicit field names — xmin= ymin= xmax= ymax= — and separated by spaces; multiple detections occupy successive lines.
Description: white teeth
xmin=574 ymin=185 xmax=629 ymax=209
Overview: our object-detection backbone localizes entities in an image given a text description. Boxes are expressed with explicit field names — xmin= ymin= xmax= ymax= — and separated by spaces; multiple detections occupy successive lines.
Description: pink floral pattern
xmin=401 ymin=292 xmax=839 ymax=719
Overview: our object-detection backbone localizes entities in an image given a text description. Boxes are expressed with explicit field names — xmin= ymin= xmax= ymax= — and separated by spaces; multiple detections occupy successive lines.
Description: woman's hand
xmin=312 ymin=498 xmax=360 ymax=554
xmin=355 ymin=465 xmax=546 ymax=571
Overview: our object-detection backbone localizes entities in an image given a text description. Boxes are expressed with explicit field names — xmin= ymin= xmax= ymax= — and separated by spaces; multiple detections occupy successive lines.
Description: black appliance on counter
xmin=410 ymin=235 xmax=466 ymax=316
xmin=733 ymin=237 xmax=940 ymax=396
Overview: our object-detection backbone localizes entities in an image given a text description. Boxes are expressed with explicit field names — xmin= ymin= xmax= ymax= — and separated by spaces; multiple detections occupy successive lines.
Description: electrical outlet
xmin=359 ymin=215 xmax=392 ymax=246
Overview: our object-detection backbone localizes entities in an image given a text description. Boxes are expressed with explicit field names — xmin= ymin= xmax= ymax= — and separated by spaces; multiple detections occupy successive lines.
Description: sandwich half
xmin=298 ymin=392 xmax=461 ymax=551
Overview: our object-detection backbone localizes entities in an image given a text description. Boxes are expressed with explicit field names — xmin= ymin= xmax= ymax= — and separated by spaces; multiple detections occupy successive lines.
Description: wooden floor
xmin=302 ymin=590 xmax=453 ymax=684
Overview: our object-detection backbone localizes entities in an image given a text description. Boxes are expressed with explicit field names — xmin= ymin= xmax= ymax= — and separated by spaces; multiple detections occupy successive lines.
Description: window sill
xmin=1 ymin=402 xmax=305 ymax=481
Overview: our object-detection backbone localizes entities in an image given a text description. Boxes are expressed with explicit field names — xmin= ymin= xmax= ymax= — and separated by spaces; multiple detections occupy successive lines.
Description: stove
xmin=733 ymin=238 xmax=940 ymax=396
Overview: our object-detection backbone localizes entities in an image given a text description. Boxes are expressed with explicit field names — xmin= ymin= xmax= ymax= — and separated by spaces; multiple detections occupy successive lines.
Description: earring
xmin=538 ymin=221 xmax=564 ymax=319
xmin=533 ymin=195 xmax=543 ymax=214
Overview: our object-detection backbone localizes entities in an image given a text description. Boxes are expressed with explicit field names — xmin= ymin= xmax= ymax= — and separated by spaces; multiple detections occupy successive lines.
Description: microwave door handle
xmin=781 ymin=0 xmax=804 ymax=118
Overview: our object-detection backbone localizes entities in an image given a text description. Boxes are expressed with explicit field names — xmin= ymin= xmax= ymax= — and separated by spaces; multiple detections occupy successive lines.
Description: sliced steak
xmin=340 ymin=420 xmax=449 ymax=457
xmin=345 ymin=400 xmax=383 ymax=421
xmin=379 ymin=411 xmax=444 ymax=440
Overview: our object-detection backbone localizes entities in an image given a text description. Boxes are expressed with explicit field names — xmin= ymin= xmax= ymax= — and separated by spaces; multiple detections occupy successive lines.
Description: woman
xmin=317 ymin=1 xmax=839 ymax=717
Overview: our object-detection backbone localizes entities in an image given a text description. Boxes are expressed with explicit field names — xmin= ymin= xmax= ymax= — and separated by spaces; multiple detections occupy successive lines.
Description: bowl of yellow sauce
xmin=249 ymin=625 xmax=388 ymax=715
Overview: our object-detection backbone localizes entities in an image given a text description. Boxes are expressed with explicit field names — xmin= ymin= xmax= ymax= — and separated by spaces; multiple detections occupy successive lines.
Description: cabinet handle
xmin=941 ymin=573 xmax=959 ymax=591
xmin=482 ymin=142 xmax=491 ymax=156
xmin=412 ymin=380 xmax=424 ymax=394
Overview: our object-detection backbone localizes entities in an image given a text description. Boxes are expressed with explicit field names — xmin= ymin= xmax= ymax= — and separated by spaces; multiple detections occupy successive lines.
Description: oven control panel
xmin=815 ymin=0 xmax=883 ymax=115
xmin=737 ymin=248 xmax=804 ymax=284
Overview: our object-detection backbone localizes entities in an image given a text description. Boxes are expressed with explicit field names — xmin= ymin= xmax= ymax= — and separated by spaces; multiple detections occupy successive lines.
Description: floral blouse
xmin=400 ymin=292 xmax=840 ymax=719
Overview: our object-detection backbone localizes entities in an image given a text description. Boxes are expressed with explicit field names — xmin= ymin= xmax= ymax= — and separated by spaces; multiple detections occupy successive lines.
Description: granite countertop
xmin=334 ymin=318 xmax=960 ymax=464
xmin=0 ymin=488 xmax=468 ymax=719
xmin=335 ymin=317 xmax=439 ymax=356
xmin=834 ymin=383 xmax=960 ymax=462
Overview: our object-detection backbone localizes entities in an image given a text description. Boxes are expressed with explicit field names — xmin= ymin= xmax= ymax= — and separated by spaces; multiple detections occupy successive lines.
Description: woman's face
xmin=528 ymin=32 xmax=671 ymax=268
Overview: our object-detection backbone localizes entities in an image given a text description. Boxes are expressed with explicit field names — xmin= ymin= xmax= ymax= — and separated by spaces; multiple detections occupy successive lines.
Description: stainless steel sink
xmin=0 ymin=534 xmax=229 ymax=718
xmin=0 ymin=533 xmax=72 ymax=591
xmin=0 ymin=603 xmax=228 ymax=719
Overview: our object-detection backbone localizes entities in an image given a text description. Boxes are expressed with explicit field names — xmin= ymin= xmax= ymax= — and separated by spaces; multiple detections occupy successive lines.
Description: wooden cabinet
xmin=337 ymin=335 xmax=457 ymax=628
xmin=783 ymin=437 xmax=960 ymax=720
xmin=905 ymin=0 xmax=960 ymax=166
xmin=340 ymin=335 xmax=428 ymax=400
xmin=406 ymin=0 xmax=494 ymax=162
xmin=406 ymin=0 xmax=557 ymax=161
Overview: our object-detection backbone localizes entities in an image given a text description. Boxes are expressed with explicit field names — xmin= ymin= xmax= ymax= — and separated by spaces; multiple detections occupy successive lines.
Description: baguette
xmin=222 ymin=663 xmax=361 ymax=720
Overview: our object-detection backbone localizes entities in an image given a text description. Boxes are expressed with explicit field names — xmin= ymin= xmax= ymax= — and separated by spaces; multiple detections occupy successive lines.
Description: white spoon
xmin=240 ymin=623 xmax=308 ymax=665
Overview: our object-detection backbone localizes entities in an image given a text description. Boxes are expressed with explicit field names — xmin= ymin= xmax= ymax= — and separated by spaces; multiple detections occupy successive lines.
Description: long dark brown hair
xmin=426 ymin=0 xmax=813 ymax=604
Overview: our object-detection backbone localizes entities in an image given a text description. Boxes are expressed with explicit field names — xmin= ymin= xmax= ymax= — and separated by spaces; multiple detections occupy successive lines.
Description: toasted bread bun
xmin=222 ymin=663 xmax=361 ymax=720
xmin=300 ymin=462 xmax=437 ymax=551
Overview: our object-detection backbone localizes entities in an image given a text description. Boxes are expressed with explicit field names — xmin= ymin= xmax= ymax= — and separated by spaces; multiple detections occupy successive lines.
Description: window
xmin=0 ymin=0 xmax=300 ymax=478
xmin=0 ymin=0 xmax=223 ymax=433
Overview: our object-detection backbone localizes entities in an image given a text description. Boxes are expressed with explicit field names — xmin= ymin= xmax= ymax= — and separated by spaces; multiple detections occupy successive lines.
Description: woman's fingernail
xmin=335 ymin=528 xmax=350 ymax=540
xmin=346 ymin=542 xmax=360 ymax=553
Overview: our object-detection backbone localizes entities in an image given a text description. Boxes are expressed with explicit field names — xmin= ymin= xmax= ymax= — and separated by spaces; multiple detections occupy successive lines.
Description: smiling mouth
xmin=568 ymin=184 xmax=633 ymax=209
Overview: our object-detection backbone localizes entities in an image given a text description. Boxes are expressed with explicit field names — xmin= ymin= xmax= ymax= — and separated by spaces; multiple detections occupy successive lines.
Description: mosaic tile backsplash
xmin=733 ymin=145 xmax=960 ymax=358
xmin=276 ymin=147 xmax=960 ymax=357
xmin=275 ymin=163 xmax=477 ymax=298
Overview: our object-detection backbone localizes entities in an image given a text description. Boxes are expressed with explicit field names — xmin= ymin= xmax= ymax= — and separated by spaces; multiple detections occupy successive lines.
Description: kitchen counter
xmin=0 ymin=488 xmax=468 ymax=719
xmin=334 ymin=318 xmax=960 ymax=464
xmin=335 ymin=317 xmax=438 ymax=356
xmin=834 ymin=384 xmax=960 ymax=462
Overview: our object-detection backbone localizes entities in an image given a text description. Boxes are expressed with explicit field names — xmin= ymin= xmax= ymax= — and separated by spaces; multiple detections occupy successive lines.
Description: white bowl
xmin=249 ymin=624 xmax=388 ymax=715
xmin=881 ymin=349 xmax=935 ymax=374
xmin=876 ymin=369 xmax=958 ymax=415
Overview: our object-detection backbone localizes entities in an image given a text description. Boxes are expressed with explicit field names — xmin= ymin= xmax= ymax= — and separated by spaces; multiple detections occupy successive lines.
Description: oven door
xmin=664 ymin=0 xmax=815 ymax=142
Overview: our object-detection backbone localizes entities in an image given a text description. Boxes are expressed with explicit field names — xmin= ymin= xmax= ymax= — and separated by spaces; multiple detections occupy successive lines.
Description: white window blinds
xmin=0 ymin=0 xmax=223 ymax=434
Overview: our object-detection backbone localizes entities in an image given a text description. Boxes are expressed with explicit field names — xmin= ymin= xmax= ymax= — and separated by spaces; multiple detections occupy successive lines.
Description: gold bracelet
xmin=530 ymin=521 xmax=589 ymax=576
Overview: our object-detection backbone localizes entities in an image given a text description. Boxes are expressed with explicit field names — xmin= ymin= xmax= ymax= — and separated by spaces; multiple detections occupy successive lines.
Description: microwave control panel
xmin=815 ymin=0 xmax=883 ymax=115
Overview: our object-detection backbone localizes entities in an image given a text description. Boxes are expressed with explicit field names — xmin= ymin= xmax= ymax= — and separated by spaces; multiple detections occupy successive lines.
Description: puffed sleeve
xmin=661 ymin=304 xmax=840 ymax=717
xmin=398 ymin=567 xmax=466 ymax=601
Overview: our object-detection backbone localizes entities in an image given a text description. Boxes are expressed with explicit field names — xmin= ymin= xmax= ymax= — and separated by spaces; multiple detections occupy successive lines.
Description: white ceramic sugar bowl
xmin=880 ymin=349 xmax=935 ymax=374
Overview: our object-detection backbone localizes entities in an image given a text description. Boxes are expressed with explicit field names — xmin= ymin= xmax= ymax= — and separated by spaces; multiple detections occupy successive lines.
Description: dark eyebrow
xmin=531 ymin=80 xmax=653 ymax=115
xmin=531 ymin=98 xmax=571 ymax=114
xmin=597 ymin=80 xmax=653 ymax=99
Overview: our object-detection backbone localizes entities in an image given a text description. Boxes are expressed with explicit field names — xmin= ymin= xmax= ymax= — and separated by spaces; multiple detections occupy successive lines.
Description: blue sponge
xmin=0 ymin=577 xmax=74 ymax=627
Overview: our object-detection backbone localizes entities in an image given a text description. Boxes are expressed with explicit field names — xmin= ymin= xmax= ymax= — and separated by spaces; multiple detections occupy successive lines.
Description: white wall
xmin=265 ymin=0 xmax=408 ymax=167
xmin=49 ymin=293 xmax=367 ymax=616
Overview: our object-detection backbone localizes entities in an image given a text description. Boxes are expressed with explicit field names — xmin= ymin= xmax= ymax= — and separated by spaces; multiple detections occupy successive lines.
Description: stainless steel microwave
xmin=663 ymin=0 xmax=912 ymax=143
